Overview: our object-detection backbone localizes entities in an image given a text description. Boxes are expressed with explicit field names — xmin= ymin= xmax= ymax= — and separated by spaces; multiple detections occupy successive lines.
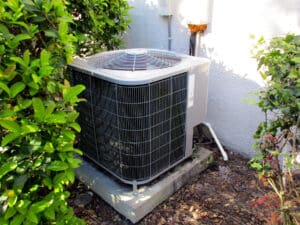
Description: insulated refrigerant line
xmin=167 ymin=15 xmax=172 ymax=51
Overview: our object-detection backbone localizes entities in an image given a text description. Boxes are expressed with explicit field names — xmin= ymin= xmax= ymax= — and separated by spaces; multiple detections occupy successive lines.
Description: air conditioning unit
xmin=69 ymin=48 xmax=210 ymax=185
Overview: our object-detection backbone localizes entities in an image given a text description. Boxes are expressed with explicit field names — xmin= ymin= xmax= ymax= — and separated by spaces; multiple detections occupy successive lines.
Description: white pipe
xmin=201 ymin=122 xmax=229 ymax=161
xmin=195 ymin=32 xmax=201 ymax=57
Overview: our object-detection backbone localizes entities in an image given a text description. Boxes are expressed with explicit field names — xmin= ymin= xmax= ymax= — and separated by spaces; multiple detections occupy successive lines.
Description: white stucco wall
xmin=123 ymin=0 xmax=300 ymax=157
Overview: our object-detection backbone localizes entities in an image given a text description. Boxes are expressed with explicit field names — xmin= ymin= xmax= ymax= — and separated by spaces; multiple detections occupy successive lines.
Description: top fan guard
xmin=94 ymin=49 xmax=182 ymax=71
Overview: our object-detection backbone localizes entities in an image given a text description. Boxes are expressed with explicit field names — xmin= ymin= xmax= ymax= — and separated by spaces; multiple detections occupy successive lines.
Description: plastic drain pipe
xmin=201 ymin=122 xmax=228 ymax=161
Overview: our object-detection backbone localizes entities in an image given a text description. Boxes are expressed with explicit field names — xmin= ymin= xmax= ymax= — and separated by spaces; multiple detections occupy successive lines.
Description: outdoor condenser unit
xmin=69 ymin=48 xmax=210 ymax=185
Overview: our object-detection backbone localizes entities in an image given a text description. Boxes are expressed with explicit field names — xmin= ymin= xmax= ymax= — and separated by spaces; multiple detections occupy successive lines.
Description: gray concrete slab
xmin=75 ymin=148 xmax=213 ymax=224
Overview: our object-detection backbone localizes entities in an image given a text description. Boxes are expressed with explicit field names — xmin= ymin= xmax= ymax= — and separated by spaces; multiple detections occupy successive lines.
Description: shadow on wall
xmin=200 ymin=47 xmax=265 ymax=157
xmin=124 ymin=0 xmax=272 ymax=157
xmin=194 ymin=0 xmax=300 ymax=157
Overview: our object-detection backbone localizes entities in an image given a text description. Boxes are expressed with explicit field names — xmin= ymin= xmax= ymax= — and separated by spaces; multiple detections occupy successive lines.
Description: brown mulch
xmin=68 ymin=146 xmax=273 ymax=225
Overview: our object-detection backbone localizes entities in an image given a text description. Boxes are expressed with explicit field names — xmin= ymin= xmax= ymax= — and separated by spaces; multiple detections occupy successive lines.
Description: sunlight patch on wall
xmin=178 ymin=0 xmax=210 ymax=25
xmin=199 ymin=0 xmax=300 ymax=87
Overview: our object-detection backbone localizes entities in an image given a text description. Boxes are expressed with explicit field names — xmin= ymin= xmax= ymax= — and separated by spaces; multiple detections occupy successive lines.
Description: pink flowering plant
xmin=250 ymin=34 xmax=300 ymax=225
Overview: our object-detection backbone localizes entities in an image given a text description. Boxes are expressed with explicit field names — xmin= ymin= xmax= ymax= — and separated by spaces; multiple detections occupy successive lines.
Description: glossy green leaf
xmin=39 ymin=65 xmax=53 ymax=77
xmin=8 ymin=196 xmax=18 ymax=207
xmin=3 ymin=65 xmax=17 ymax=81
xmin=45 ymin=101 xmax=56 ymax=117
xmin=0 ymin=82 xmax=10 ymax=96
xmin=0 ymin=218 xmax=8 ymax=225
xmin=0 ymin=110 xmax=16 ymax=119
xmin=251 ymin=162 xmax=262 ymax=170
xmin=5 ymin=0 xmax=20 ymax=12
xmin=46 ymin=112 xmax=66 ymax=124
xmin=63 ymin=84 xmax=85 ymax=103
xmin=1 ymin=132 xmax=20 ymax=146
xmin=40 ymin=49 xmax=51 ymax=67
xmin=16 ymin=200 xmax=31 ymax=215
xmin=44 ymin=29 xmax=58 ymax=38
xmin=31 ymin=200 xmax=52 ymax=213
xmin=62 ymin=130 xmax=76 ymax=141
xmin=32 ymin=98 xmax=45 ymax=121
xmin=69 ymin=122 xmax=81 ymax=132
xmin=10 ymin=56 xmax=26 ymax=67
xmin=66 ymin=111 xmax=79 ymax=121
xmin=73 ymin=148 xmax=83 ymax=155
xmin=42 ymin=0 xmax=53 ymax=13
xmin=46 ymin=81 xmax=58 ymax=93
xmin=27 ymin=210 xmax=38 ymax=224
xmin=32 ymin=73 xmax=41 ymax=83
xmin=42 ymin=177 xmax=52 ymax=189
xmin=13 ymin=34 xmax=31 ymax=43
xmin=10 ymin=214 xmax=25 ymax=225
xmin=4 ymin=207 xmax=16 ymax=220
xmin=21 ymin=124 xmax=39 ymax=135
xmin=0 ymin=162 xmax=18 ymax=179
xmin=44 ymin=206 xmax=55 ymax=220
xmin=65 ymin=168 xmax=75 ymax=183
xmin=53 ymin=172 xmax=67 ymax=188
xmin=0 ymin=120 xmax=21 ymax=133
xmin=10 ymin=82 xmax=26 ymax=98
xmin=23 ymin=50 xmax=31 ymax=66
xmin=16 ymin=99 xmax=32 ymax=110
xmin=43 ymin=142 xmax=54 ymax=153
xmin=47 ymin=161 xmax=69 ymax=171
xmin=0 ymin=24 xmax=10 ymax=36
xmin=291 ymin=57 xmax=300 ymax=63
xmin=58 ymin=21 xmax=68 ymax=38
xmin=0 ymin=45 xmax=5 ymax=54
xmin=67 ymin=157 xmax=81 ymax=169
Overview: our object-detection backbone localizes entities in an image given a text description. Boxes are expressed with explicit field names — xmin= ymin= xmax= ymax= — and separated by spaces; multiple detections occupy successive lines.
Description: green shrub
xmin=68 ymin=0 xmax=131 ymax=56
xmin=251 ymin=34 xmax=300 ymax=225
xmin=0 ymin=0 xmax=85 ymax=224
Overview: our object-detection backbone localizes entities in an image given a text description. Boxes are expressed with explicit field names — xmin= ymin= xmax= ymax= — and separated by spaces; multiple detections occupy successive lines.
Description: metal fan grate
xmin=97 ymin=50 xmax=181 ymax=71
xmin=71 ymin=70 xmax=187 ymax=183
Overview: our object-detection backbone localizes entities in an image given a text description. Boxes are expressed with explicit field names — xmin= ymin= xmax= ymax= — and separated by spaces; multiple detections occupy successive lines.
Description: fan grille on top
xmin=95 ymin=50 xmax=182 ymax=71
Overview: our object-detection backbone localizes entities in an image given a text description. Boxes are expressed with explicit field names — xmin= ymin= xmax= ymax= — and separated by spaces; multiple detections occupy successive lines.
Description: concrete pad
xmin=75 ymin=148 xmax=213 ymax=224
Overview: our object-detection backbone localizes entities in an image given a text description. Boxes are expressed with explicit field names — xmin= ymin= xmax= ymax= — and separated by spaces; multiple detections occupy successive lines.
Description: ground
xmin=68 ymin=146 xmax=274 ymax=225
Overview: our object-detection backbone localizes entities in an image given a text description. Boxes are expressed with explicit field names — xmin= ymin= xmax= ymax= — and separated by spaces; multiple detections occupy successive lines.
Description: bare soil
xmin=68 ymin=146 xmax=272 ymax=225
